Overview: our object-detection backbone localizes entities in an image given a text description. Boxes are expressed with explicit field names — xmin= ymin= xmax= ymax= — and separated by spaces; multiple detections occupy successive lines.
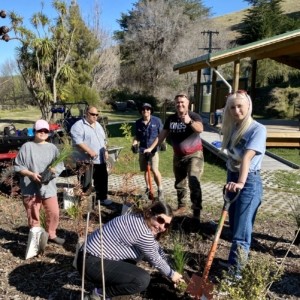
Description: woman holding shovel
xmin=77 ymin=201 xmax=183 ymax=299
xmin=221 ymin=90 xmax=266 ymax=278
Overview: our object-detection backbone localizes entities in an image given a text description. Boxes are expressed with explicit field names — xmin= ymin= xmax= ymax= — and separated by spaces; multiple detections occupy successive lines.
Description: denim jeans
xmin=77 ymin=251 xmax=150 ymax=297
xmin=226 ymin=171 xmax=262 ymax=273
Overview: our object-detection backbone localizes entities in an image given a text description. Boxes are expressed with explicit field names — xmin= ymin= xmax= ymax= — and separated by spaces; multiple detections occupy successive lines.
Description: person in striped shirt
xmin=77 ymin=201 xmax=183 ymax=299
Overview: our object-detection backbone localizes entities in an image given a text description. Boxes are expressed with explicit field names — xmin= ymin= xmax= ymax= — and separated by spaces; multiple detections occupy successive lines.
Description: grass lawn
xmin=0 ymin=108 xmax=298 ymax=184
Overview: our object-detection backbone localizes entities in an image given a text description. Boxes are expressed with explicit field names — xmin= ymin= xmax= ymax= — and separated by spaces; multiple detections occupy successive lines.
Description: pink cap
xmin=34 ymin=119 xmax=49 ymax=131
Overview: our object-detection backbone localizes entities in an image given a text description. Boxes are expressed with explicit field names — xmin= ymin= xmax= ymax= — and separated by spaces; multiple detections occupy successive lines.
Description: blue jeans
xmin=226 ymin=171 xmax=262 ymax=273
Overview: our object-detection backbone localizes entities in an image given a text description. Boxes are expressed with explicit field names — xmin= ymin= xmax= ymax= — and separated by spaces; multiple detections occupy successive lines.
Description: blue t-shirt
xmin=135 ymin=116 xmax=163 ymax=153
xmin=226 ymin=120 xmax=266 ymax=172
xmin=70 ymin=118 xmax=107 ymax=164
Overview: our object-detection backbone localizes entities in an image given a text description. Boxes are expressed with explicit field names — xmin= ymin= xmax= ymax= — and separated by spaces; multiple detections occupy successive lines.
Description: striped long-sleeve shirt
xmin=85 ymin=213 xmax=175 ymax=278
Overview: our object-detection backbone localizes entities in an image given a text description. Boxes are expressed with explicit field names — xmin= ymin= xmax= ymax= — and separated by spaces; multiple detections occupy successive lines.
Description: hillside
xmin=210 ymin=0 xmax=300 ymax=41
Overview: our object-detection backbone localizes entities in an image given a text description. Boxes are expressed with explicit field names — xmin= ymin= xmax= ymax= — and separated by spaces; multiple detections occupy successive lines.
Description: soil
xmin=0 ymin=191 xmax=299 ymax=300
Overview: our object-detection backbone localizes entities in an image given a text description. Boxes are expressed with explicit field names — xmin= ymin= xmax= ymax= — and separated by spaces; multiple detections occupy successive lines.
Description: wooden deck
xmin=200 ymin=118 xmax=300 ymax=171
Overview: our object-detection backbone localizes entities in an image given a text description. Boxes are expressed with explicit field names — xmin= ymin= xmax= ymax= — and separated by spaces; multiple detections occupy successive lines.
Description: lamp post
xmin=0 ymin=10 xmax=10 ymax=42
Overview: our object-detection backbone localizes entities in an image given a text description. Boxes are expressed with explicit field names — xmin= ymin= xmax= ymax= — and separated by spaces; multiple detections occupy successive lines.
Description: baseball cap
xmin=34 ymin=119 xmax=50 ymax=131
xmin=140 ymin=103 xmax=153 ymax=113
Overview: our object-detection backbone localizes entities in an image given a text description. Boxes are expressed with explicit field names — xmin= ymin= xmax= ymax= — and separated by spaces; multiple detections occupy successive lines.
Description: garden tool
xmin=186 ymin=187 xmax=240 ymax=300
xmin=98 ymin=200 xmax=106 ymax=299
xmin=145 ymin=152 xmax=154 ymax=201
xmin=81 ymin=158 xmax=96 ymax=300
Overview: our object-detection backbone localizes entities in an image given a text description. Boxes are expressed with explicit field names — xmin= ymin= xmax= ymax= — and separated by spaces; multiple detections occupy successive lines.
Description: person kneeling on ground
xmin=77 ymin=201 xmax=183 ymax=299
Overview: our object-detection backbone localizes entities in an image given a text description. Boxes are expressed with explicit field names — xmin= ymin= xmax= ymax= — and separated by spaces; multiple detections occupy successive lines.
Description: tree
xmin=236 ymin=0 xmax=300 ymax=45
xmin=8 ymin=0 xmax=99 ymax=119
xmin=114 ymin=0 xmax=211 ymax=102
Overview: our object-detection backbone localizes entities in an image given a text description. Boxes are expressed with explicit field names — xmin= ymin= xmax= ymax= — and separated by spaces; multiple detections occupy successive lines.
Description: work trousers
xmin=77 ymin=251 xmax=150 ymax=297
xmin=22 ymin=195 xmax=59 ymax=239
xmin=77 ymin=162 xmax=108 ymax=201
xmin=173 ymin=150 xmax=204 ymax=210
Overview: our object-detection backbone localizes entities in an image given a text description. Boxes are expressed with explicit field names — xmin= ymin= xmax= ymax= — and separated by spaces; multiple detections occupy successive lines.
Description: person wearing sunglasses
xmin=70 ymin=106 xmax=112 ymax=206
xmin=144 ymin=92 xmax=204 ymax=220
xmin=132 ymin=103 xmax=164 ymax=201
xmin=77 ymin=201 xmax=183 ymax=299
xmin=14 ymin=119 xmax=65 ymax=245
xmin=221 ymin=90 xmax=267 ymax=278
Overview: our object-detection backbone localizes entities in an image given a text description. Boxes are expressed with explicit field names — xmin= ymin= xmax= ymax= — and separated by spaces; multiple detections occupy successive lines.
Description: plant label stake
xmin=81 ymin=158 xmax=96 ymax=300
xmin=186 ymin=187 xmax=240 ymax=299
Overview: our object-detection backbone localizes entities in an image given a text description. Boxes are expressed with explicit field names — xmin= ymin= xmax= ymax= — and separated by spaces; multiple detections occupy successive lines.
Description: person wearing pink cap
xmin=14 ymin=119 xmax=65 ymax=245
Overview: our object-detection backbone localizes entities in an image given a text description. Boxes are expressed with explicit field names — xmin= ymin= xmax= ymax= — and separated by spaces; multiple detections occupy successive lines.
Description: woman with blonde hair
xmin=221 ymin=90 xmax=267 ymax=277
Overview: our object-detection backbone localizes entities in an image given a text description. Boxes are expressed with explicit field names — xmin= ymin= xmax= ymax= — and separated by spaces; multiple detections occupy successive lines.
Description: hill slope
xmin=211 ymin=0 xmax=300 ymax=40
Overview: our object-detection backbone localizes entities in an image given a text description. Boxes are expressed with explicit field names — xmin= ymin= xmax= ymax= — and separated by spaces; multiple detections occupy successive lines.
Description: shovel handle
xmin=223 ymin=185 xmax=241 ymax=211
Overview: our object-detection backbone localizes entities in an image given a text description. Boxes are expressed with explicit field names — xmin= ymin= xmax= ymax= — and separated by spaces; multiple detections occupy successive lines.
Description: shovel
xmin=186 ymin=187 xmax=241 ymax=299
xmin=145 ymin=153 xmax=154 ymax=201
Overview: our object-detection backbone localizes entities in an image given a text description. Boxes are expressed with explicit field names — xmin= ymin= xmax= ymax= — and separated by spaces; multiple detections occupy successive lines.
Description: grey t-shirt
xmin=14 ymin=141 xmax=65 ymax=198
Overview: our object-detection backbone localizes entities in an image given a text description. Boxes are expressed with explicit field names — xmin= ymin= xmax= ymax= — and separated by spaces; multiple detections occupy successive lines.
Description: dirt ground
xmin=0 ymin=190 xmax=299 ymax=300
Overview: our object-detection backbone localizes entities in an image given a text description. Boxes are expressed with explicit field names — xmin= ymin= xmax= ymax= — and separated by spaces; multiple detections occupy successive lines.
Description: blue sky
xmin=0 ymin=0 xmax=249 ymax=66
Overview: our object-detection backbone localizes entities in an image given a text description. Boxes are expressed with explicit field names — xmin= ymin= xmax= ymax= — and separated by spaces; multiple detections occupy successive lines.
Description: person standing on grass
xmin=70 ymin=106 xmax=112 ymax=206
xmin=144 ymin=92 xmax=204 ymax=220
xmin=132 ymin=103 xmax=164 ymax=201
xmin=221 ymin=90 xmax=266 ymax=278
xmin=77 ymin=201 xmax=183 ymax=299
xmin=14 ymin=119 xmax=65 ymax=245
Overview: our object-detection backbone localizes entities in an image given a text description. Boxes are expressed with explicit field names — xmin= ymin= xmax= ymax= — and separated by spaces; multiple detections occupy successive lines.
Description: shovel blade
xmin=186 ymin=274 xmax=214 ymax=300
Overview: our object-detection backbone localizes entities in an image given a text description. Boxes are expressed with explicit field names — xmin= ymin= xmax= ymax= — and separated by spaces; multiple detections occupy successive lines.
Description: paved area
xmin=106 ymin=170 xmax=299 ymax=215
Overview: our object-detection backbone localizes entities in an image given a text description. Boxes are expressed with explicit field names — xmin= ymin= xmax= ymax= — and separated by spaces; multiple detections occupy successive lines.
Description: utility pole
xmin=199 ymin=30 xmax=220 ymax=93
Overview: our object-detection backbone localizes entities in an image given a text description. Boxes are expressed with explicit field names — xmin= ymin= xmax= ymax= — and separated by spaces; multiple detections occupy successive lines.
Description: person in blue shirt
xmin=70 ymin=106 xmax=112 ymax=206
xmin=221 ymin=90 xmax=267 ymax=278
xmin=132 ymin=103 xmax=164 ymax=201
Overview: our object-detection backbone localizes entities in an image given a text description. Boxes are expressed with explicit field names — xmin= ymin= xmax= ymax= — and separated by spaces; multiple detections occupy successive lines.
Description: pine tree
xmin=236 ymin=0 xmax=299 ymax=45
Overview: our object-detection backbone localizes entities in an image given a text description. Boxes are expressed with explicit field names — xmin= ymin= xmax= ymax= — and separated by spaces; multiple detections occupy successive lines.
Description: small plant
xmin=217 ymin=253 xmax=283 ymax=300
xmin=288 ymin=198 xmax=300 ymax=245
xmin=66 ymin=204 xmax=81 ymax=220
xmin=289 ymin=198 xmax=300 ymax=228
xmin=120 ymin=122 xmax=132 ymax=141
xmin=171 ymin=233 xmax=189 ymax=293
xmin=40 ymin=143 xmax=73 ymax=184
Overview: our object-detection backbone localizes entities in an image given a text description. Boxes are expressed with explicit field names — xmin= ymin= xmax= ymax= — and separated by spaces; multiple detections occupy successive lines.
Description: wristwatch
xmin=188 ymin=120 xmax=194 ymax=125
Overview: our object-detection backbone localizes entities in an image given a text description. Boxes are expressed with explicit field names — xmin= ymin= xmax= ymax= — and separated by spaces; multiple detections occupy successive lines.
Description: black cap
xmin=140 ymin=103 xmax=153 ymax=114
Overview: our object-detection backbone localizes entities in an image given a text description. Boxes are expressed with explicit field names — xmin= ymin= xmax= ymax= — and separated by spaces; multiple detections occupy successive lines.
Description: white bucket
xmin=63 ymin=187 xmax=78 ymax=209
xmin=25 ymin=227 xmax=49 ymax=260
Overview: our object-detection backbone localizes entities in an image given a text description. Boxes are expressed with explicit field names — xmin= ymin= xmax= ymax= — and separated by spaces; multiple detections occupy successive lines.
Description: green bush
xmin=217 ymin=254 xmax=282 ymax=300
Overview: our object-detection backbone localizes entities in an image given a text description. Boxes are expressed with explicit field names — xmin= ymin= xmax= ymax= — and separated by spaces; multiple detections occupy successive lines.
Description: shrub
xmin=217 ymin=253 xmax=282 ymax=300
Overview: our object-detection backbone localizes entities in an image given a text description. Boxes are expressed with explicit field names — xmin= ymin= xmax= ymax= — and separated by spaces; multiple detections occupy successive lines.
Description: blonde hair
xmin=221 ymin=92 xmax=253 ymax=151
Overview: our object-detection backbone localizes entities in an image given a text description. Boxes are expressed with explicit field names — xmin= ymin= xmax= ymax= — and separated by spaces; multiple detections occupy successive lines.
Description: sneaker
xmin=100 ymin=199 xmax=113 ymax=206
xmin=173 ymin=206 xmax=187 ymax=216
xmin=158 ymin=190 xmax=164 ymax=201
xmin=48 ymin=236 xmax=65 ymax=245
xmin=84 ymin=288 xmax=111 ymax=300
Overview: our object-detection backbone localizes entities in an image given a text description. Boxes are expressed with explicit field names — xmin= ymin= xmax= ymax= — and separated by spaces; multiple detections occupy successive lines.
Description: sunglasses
xmin=36 ymin=129 xmax=49 ymax=134
xmin=142 ymin=107 xmax=151 ymax=111
xmin=227 ymin=90 xmax=248 ymax=96
xmin=88 ymin=112 xmax=99 ymax=117
xmin=154 ymin=215 xmax=171 ymax=229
